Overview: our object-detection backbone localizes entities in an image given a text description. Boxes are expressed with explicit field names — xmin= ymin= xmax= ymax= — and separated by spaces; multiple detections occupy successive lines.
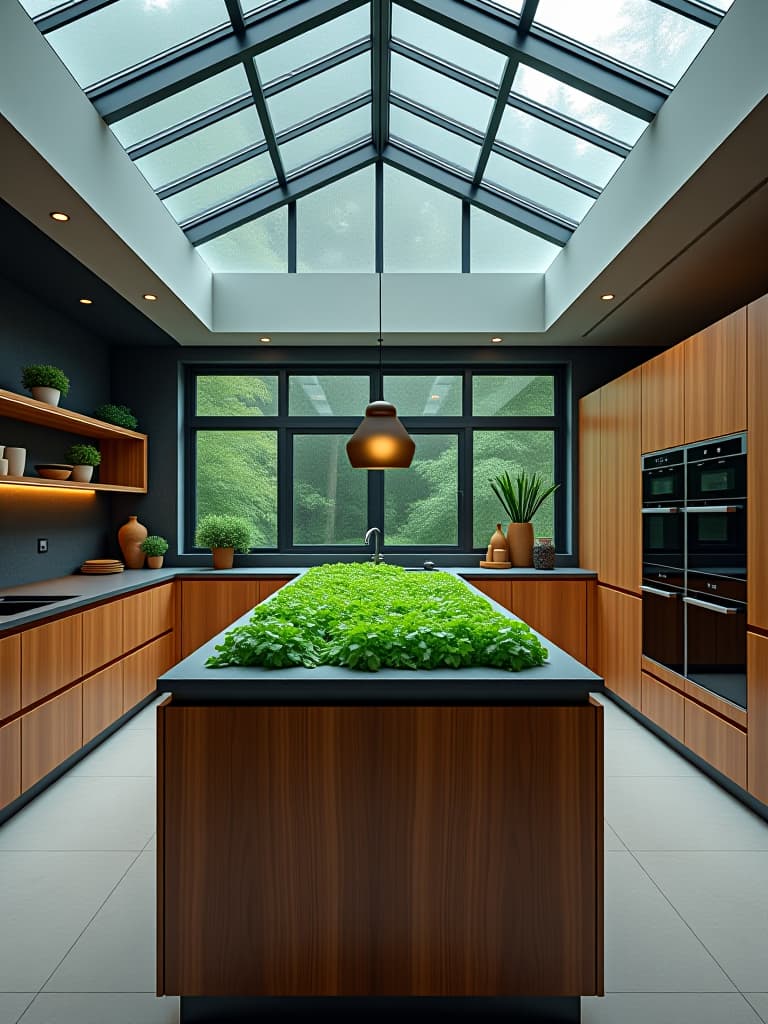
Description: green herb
xmin=64 ymin=442 xmax=101 ymax=466
xmin=195 ymin=513 xmax=253 ymax=552
xmin=206 ymin=563 xmax=548 ymax=673
xmin=93 ymin=403 xmax=138 ymax=430
xmin=21 ymin=364 xmax=70 ymax=396
xmin=489 ymin=470 xmax=559 ymax=524
xmin=140 ymin=535 xmax=168 ymax=556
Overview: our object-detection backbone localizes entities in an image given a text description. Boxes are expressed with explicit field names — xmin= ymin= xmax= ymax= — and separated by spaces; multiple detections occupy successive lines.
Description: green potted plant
xmin=489 ymin=470 xmax=559 ymax=567
xmin=64 ymin=442 xmax=101 ymax=483
xmin=21 ymin=364 xmax=70 ymax=407
xmin=195 ymin=514 xmax=253 ymax=569
xmin=140 ymin=535 xmax=169 ymax=570
xmin=93 ymin=403 xmax=139 ymax=430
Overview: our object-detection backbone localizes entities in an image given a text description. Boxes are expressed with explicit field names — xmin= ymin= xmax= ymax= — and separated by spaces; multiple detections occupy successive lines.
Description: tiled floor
xmin=0 ymin=694 xmax=766 ymax=1023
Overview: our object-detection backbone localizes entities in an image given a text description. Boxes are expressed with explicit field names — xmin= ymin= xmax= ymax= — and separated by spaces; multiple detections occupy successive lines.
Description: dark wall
xmin=0 ymin=276 xmax=114 ymax=587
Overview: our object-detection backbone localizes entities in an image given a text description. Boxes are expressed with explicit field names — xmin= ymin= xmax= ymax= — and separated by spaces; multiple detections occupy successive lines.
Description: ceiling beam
xmin=244 ymin=58 xmax=286 ymax=187
xmin=473 ymin=56 xmax=520 ymax=187
xmin=649 ymin=0 xmax=723 ymax=29
xmin=372 ymin=0 xmax=392 ymax=153
xmin=35 ymin=0 xmax=118 ymax=34
xmin=516 ymin=0 xmax=541 ymax=37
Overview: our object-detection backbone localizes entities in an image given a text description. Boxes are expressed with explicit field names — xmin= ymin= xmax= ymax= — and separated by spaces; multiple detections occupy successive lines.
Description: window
xmin=186 ymin=366 xmax=565 ymax=552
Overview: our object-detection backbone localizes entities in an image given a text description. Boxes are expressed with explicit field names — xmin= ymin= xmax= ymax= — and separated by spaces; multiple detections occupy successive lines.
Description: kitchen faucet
xmin=364 ymin=527 xmax=383 ymax=565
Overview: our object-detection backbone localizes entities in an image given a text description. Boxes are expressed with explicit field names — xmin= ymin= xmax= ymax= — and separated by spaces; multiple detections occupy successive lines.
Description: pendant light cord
xmin=377 ymin=271 xmax=384 ymax=402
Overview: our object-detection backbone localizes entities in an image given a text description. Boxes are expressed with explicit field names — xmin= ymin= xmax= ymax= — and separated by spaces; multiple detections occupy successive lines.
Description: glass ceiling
xmin=19 ymin=0 xmax=733 ymax=273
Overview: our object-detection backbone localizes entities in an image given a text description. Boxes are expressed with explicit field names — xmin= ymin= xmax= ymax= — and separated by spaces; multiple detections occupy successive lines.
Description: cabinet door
xmin=259 ymin=578 xmax=291 ymax=603
xmin=597 ymin=586 xmax=641 ymax=710
xmin=0 ymin=633 xmax=21 ymax=720
xmin=747 ymin=294 xmax=768 ymax=630
xmin=509 ymin=581 xmax=586 ymax=663
xmin=579 ymin=388 xmax=602 ymax=575
xmin=599 ymin=368 xmax=641 ymax=594
xmin=181 ymin=581 xmax=261 ymax=657
xmin=684 ymin=700 xmax=746 ymax=789
xmin=642 ymin=345 xmax=685 ymax=454
xmin=0 ymin=720 xmax=21 ymax=807
xmin=21 ymin=614 xmax=83 ymax=706
xmin=748 ymin=631 xmax=768 ymax=804
xmin=151 ymin=583 xmax=176 ymax=636
xmin=82 ymin=600 xmax=124 ymax=677
xmin=21 ymin=686 xmax=82 ymax=791
xmin=82 ymin=661 xmax=124 ymax=745
xmin=123 ymin=633 xmax=176 ymax=712
xmin=462 ymin=578 xmax=511 ymax=609
xmin=641 ymin=671 xmax=684 ymax=743
xmin=684 ymin=307 xmax=747 ymax=443
xmin=122 ymin=589 xmax=156 ymax=653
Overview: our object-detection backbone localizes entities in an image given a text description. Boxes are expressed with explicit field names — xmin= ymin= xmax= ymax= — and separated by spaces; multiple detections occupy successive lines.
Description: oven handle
xmin=683 ymin=596 xmax=740 ymax=615
xmin=684 ymin=505 xmax=742 ymax=513
xmin=641 ymin=507 xmax=680 ymax=514
xmin=641 ymin=585 xmax=679 ymax=599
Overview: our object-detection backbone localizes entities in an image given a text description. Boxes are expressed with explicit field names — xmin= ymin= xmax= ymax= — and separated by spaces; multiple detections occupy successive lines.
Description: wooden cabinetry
xmin=180 ymin=579 xmax=291 ymax=657
xmin=599 ymin=368 xmax=641 ymax=594
xmin=82 ymin=661 xmax=124 ymax=745
xmin=747 ymin=630 xmax=768 ymax=804
xmin=641 ymin=672 xmax=684 ymax=743
xmin=684 ymin=700 xmax=746 ymax=788
xmin=509 ymin=581 xmax=587 ymax=663
xmin=21 ymin=685 xmax=82 ymax=791
xmin=747 ymin=294 xmax=768 ymax=630
xmin=0 ymin=720 xmax=21 ymax=807
xmin=21 ymin=613 xmax=82 ymax=706
xmin=579 ymin=388 xmax=602 ymax=574
xmin=123 ymin=632 xmax=176 ymax=712
xmin=684 ymin=307 xmax=747 ymax=444
xmin=0 ymin=633 xmax=21 ymax=720
xmin=597 ymin=586 xmax=641 ymax=709
xmin=642 ymin=345 xmax=685 ymax=453
xmin=82 ymin=600 xmax=124 ymax=677
xmin=463 ymin=578 xmax=511 ymax=608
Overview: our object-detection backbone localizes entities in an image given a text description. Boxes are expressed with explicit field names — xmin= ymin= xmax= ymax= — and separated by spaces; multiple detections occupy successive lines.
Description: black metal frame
xmin=184 ymin=363 xmax=566 ymax=554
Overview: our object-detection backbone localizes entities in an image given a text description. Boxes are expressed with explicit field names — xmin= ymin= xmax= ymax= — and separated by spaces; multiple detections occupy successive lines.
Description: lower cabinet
xmin=21 ymin=686 xmax=82 ymax=791
xmin=123 ymin=633 xmax=176 ymax=712
xmin=82 ymin=661 xmax=124 ymax=745
xmin=0 ymin=634 xmax=21 ymax=720
xmin=748 ymin=631 xmax=768 ymax=804
xmin=0 ymin=720 xmax=21 ymax=807
xmin=684 ymin=700 xmax=747 ymax=789
xmin=641 ymin=671 xmax=684 ymax=743
xmin=463 ymin=578 xmax=511 ymax=608
xmin=597 ymin=586 xmax=641 ymax=709
xmin=180 ymin=579 xmax=292 ymax=657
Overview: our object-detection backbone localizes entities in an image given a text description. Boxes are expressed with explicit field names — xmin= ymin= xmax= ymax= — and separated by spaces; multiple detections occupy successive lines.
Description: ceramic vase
xmin=0 ymin=458 xmax=7 ymax=477
xmin=533 ymin=537 xmax=556 ymax=570
xmin=147 ymin=555 xmax=164 ymax=570
xmin=212 ymin=547 xmax=235 ymax=570
xmin=31 ymin=386 xmax=61 ymax=406
xmin=5 ymin=447 xmax=26 ymax=477
xmin=118 ymin=515 xmax=147 ymax=569
xmin=507 ymin=522 xmax=534 ymax=567
xmin=71 ymin=465 xmax=94 ymax=483
xmin=489 ymin=523 xmax=509 ymax=561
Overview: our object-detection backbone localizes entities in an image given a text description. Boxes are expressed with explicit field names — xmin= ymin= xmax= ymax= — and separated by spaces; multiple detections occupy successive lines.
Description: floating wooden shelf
xmin=0 ymin=388 xmax=148 ymax=493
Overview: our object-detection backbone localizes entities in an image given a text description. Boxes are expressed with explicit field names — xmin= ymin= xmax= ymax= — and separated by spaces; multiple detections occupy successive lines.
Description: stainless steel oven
xmin=686 ymin=434 xmax=746 ymax=577
xmin=641 ymin=569 xmax=684 ymax=677
xmin=684 ymin=572 xmax=747 ymax=709
xmin=642 ymin=448 xmax=685 ymax=571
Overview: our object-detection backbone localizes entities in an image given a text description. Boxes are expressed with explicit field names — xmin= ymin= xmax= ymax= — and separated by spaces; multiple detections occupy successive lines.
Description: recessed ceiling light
xmin=259 ymin=336 xmax=271 ymax=344
xmin=490 ymin=336 xmax=503 ymax=344
xmin=143 ymin=293 xmax=158 ymax=302
xmin=600 ymin=293 xmax=615 ymax=301
xmin=79 ymin=298 xmax=93 ymax=305
xmin=430 ymin=394 xmax=440 ymax=400
xmin=50 ymin=211 xmax=69 ymax=222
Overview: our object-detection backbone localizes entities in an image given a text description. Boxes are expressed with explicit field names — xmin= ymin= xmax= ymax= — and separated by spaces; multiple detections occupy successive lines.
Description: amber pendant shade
xmin=346 ymin=401 xmax=416 ymax=469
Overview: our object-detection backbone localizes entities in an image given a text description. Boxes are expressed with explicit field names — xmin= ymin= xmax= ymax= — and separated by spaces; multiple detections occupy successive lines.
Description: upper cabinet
xmin=747 ymin=293 xmax=768 ymax=630
xmin=684 ymin=308 xmax=747 ymax=444
xmin=642 ymin=345 xmax=685 ymax=454
xmin=579 ymin=387 xmax=602 ymax=574
xmin=600 ymin=368 xmax=642 ymax=595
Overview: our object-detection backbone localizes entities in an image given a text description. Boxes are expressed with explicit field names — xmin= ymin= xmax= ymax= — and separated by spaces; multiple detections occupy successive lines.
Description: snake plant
xmin=490 ymin=470 xmax=559 ymax=524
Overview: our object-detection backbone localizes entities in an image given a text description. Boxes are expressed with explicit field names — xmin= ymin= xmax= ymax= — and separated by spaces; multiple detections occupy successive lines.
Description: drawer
xmin=82 ymin=661 xmax=124 ymax=745
xmin=151 ymin=583 xmax=176 ymax=636
xmin=82 ymin=600 xmax=124 ymax=676
xmin=21 ymin=614 xmax=83 ymax=706
xmin=0 ymin=633 xmax=21 ymax=720
xmin=123 ymin=632 xmax=176 ymax=713
xmin=684 ymin=700 xmax=746 ymax=788
xmin=21 ymin=686 xmax=82 ymax=791
xmin=641 ymin=672 xmax=684 ymax=743
xmin=0 ymin=719 xmax=21 ymax=807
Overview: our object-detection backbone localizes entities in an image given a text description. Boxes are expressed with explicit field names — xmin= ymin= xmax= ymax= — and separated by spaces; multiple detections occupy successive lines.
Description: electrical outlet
xmin=37 ymin=538 xmax=48 ymax=554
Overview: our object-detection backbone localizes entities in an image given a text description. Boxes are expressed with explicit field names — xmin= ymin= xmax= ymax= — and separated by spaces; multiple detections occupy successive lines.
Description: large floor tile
xmin=637 ymin=852 xmax=768 ymax=991
xmin=0 ymin=777 xmax=155 ymax=852
xmin=0 ymin=995 xmax=34 ymax=1024
xmin=591 ymin=694 xmax=638 ymax=730
xmin=45 ymin=852 xmax=155 ymax=993
xmin=17 ymin=994 xmax=178 ymax=1024
xmin=745 ymin=995 xmax=768 ymax=1022
xmin=582 ymin=993 xmax=762 ymax=1023
xmin=122 ymin=696 xmax=168 ymax=732
xmin=604 ymin=727 xmax=697 ymax=777
xmin=603 ymin=852 xmax=734 ymax=992
xmin=69 ymin=729 xmax=155 ymax=778
xmin=606 ymin=776 xmax=768 ymax=851
xmin=0 ymin=852 xmax=135 ymax=991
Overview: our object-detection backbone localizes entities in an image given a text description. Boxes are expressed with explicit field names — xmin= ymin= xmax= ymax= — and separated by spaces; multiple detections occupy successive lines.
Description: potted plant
xmin=93 ymin=403 xmax=139 ymax=430
xmin=140 ymin=535 xmax=169 ymax=569
xmin=489 ymin=470 xmax=559 ymax=567
xmin=195 ymin=514 xmax=253 ymax=569
xmin=64 ymin=442 xmax=101 ymax=483
xmin=21 ymin=364 xmax=70 ymax=406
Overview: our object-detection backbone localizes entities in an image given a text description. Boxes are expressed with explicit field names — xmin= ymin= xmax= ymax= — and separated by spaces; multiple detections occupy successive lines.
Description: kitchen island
xmin=156 ymin=578 xmax=604 ymax=1023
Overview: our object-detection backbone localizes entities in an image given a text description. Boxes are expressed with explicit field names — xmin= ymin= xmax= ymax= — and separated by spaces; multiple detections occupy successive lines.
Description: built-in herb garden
xmin=207 ymin=564 xmax=548 ymax=672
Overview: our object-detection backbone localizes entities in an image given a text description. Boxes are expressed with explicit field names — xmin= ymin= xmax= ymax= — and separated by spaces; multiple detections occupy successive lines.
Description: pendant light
xmin=346 ymin=274 xmax=415 ymax=469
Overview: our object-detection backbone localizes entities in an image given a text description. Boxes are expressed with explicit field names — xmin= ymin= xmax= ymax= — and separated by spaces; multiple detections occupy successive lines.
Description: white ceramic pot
xmin=71 ymin=464 xmax=94 ymax=483
xmin=31 ymin=386 xmax=61 ymax=406
xmin=5 ymin=447 xmax=26 ymax=476
xmin=0 ymin=458 xmax=8 ymax=476
xmin=0 ymin=445 xmax=4 ymax=458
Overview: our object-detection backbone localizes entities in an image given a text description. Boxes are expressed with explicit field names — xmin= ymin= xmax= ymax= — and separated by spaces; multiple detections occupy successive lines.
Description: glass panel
xmin=196 ymin=375 xmax=278 ymax=416
xmin=297 ymin=168 xmax=375 ymax=273
xmin=47 ymin=0 xmax=229 ymax=90
xmin=472 ymin=431 xmax=556 ymax=547
xmin=473 ymin=375 xmax=555 ymax=416
xmin=470 ymin=209 xmax=560 ymax=272
xmin=533 ymin=0 xmax=712 ymax=86
xmin=385 ymin=435 xmax=459 ymax=546
xmin=383 ymin=376 xmax=463 ymax=416
xmin=196 ymin=430 xmax=277 ymax=548
xmin=510 ymin=65 xmax=646 ymax=146
xmin=135 ymin=107 xmax=264 ymax=189
xmin=293 ymin=435 xmax=367 ymax=545
xmin=20 ymin=0 xmax=86 ymax=18
xmin=497 ymin=106 xmax=622 ymax=188
xmin=163 ymin=153 xmax=276 ymax=223
xmin=266 ymin=53 xmax=370 ymax=132
xmin=280 ymin=106 xmax=371 ymax=175
xmin=384 ymin=167 xmax=461 ymax=272
xmin=484 ymin=152 xmax=594 ymax=222
xmin=391 ymin=6 xmax=505 ymax=83
xmin=196 ymin=207 xmax=288 ymax=272
xmin=111 ymin=67 xmax=250 ymax=149
xmin=256 ymin=7 xmax=370 ymax=84
xmin=390 ymin=108 xmax=480 ymax=173
xmin=289 ymin=375 xmax=370 ymax=414
xmin=390 ymin=54 xmax=494 ymax=128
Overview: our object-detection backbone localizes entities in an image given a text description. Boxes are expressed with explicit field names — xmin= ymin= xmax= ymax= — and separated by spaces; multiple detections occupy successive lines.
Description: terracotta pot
xmin=31 ymin=386 xmax=60 ymax=406
xmin=147 ymin=555 xmax=164 ymax=569
xmin=212 ymin=546 xmax=235 ymax=570
xmin=506 ymin=522 xmax=534 ymax=567
xmin=71 ymin=464 xmax=94 ymax=483
xmin=118 ymin=515 xmax=147 ymax=569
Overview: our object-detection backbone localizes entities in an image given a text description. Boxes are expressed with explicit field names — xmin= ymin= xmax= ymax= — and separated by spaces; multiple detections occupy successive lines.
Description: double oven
xmin=641 ymin=434 xmax=747 ymax=710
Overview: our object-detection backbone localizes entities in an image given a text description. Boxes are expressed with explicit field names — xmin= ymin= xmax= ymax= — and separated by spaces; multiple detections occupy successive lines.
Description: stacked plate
xmin=80 ymin=559 xmax=124 ymax=575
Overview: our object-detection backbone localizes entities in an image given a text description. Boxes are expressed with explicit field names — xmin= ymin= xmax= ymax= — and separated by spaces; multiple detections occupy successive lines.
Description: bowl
xmin=35 ymin=464 xmax=73 ymax=480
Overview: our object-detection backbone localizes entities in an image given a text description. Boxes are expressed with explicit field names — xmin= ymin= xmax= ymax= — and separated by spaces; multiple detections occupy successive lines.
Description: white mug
xmin=5 ymin=447 xmax=26 ymax=477
xmin=0 ymin=458 xmax=8 ymax=476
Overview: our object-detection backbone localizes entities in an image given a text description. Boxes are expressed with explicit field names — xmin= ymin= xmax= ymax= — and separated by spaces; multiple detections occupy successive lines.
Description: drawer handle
xmin=684 ymin=505 xmax=741 ymax=513
xmin=683 ymin=596 xmax=740 ymax=615
xmin=641 ymin=507 xmax=680 ymax=514
xmin=641 ymin=585 xmax=678 ymax=599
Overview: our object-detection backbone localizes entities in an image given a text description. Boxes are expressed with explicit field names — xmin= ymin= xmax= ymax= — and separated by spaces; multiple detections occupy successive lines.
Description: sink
xmin=0 ymin=596 xmax=77 ymax=616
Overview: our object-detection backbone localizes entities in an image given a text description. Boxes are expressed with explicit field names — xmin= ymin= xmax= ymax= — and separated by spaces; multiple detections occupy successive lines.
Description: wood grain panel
xmin=0 ymin=719 xmax=21 ymax=807
xmin=641 ymin=656 xmax=686 ymax=694
xmin=509 ymin=581 xmax=587 ymax=662
xmin=641 ymin=345 xmax=685 ymax=454
xmin=641 ymin=672 xmax=684 ymax=743
xmin=123 ymin=633 xmax=176 ymax=713
xmin=684 ymin=700 xmax=746 ymax=788
xmin=123 ymin=589 xmax=157 ymax=653
xmin=159 ymin=704 xmax=602 ymax=997
xmin=21 ymin=686 xmax=82 ymax=791
xmin=258 ymin=578 xmax=291 ymax=603
xmin=748 ymin=294 xmax=768 ymax=629
xmin=684 ymin=307 xmax=747 ymax=444
xmin=0 ymin=633 xmax=21 ymax=721
xmin=579 ymin=388 xmax=602 ymax=575
xmin=21 ymin=613 xmax=82 ymax=706
xmin=586 ymin=579 xmax=598 ymax=672
xmin=461 ymin=578 xmax=511 ymax=609
xmin=82 ymin=600 xmax=124 ymax=677
xmin=597 ymin=586 xmax=641 ymax=710
xmin=599 ymin=368 xmax=641 ymax=594
xmin=747 ymin=630 xmax=768 ymax=804
xmin=683 ymin=677 xmax=747 ymax=729
xmin=180 ymin=581 xmax=261 ymax=657
xmin=82 ymin=661 xmax=124 ymax=745
xmin=99 ymin=437 xmax=147 ymax=491
xmin=151 ymin=583 xmax=176 ymax=637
